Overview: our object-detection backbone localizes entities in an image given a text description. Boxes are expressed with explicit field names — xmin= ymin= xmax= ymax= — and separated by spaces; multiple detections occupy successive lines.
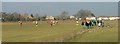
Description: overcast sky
xmin=2 ymin=2 xmax=118 ymax=17
xmin=0 ymin=2 xmax=1 ymax=12
xmin=1 ymin=0 xmax=120 ymax=2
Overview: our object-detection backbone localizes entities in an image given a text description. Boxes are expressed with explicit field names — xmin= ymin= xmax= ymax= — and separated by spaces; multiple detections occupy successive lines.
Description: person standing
xmin=89 ymin=20 xmax=92 ymax=28
xmin=93 ymin=20 xmax=96 ymax=25
xmin=101 ymin=20 xmax=104 ymax=28
xmin=19 ymin=21 xmax=22 ymax=26
xmin=52 ymin=20 xmax=55 ymax=25
xmin=86 ymin=20 xmax=90 ymax=29
xmin=50 ymin=20 xmax=53 ymax=26
xmin=56 ymin=21 xmax=58 ymax=25
xmin=81 ymin=21 xmax=84 ymax=26
xmin=76 ymin=21 xmax=79 ymax=25
xmin=35 ymin=21 xmax=38 ymax=27
xmin=98 ymin=21 xmax=101 ymax=29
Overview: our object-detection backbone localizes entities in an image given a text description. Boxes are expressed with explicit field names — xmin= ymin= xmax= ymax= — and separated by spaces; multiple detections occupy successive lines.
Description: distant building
xmin=97 ymin=17 xmax=102 ymax=20
xmin=27 ymin=15 xmax=34 ymax=19
xmin=70 ymin=16 xmax=75 ymax=19
xmin=98 ymin=16 xmax=120 ymax=20
xmin=99 ymin=16 xmax=109 ymax=20
xmin=46 ymin=16 xmax=54 ymax=20
xmin=109 ymin=16 xmax=120 ymax=20
xmin=86 ymin=17 xmax=96 ymax=20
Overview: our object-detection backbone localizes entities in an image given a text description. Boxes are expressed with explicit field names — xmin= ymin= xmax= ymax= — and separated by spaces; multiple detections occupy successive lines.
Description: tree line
xmin=1 ymin=9 xmax=95 ymax=22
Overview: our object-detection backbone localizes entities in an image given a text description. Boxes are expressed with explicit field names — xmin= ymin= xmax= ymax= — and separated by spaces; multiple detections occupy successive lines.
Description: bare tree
xmin=60 ymin=11 xmax=69 ymax=20
xmin=74 ymin=9 xmax=95 ymax=20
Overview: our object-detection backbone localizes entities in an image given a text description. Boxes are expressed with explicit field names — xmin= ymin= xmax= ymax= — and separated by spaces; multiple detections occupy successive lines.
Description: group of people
xmin=48 ymin=20 xmax=58 ymax=26
xmin=79 ymin=20 xmax=104 ymax=29
xmin=19 ymin=20 xmax=59 ymax=27
xmin=19 ymin=21 xmax=39 ymax=27
xmin=19 ymin=19 xmax=104 ymax=29
xmin=80 ymin=20 xmax=96 ymax=29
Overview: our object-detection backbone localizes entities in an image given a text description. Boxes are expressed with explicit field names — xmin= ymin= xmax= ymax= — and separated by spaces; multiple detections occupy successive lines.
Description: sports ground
xmin=2 ymin=20 xmax=118 ymax=42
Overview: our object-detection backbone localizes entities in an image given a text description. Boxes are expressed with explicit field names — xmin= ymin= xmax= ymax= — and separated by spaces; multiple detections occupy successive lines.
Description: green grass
xmin=68 ymin=20 xmax=118 ymax=42
xmin=2 ymin=20 xmax=118 ymax=42
xmin=2 ymin=21 xmax=81 ymax=42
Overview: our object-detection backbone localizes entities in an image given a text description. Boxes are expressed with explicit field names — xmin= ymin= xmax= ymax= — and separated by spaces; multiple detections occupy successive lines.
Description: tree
xmin=30 ymin=14 xmax=34 ymax=18
xmin=91 ymin=13 xmax=95 ymax=17
xmin=34 ymin=13 xmax=40 ymax=21
xmin=23 ymin=13 xmax=29 ymax=21
xmin=74 ymin=9 xmax=95 ymax=20
xmin=41 ymin=14 xmax=47 ymax=21
xmin=34 ymin=13 xmax=39 ymax=17
xmin=60 ymin=11 xmax=69 ymax=20
xmin=11 ymin=12 xmax=21 ymax=21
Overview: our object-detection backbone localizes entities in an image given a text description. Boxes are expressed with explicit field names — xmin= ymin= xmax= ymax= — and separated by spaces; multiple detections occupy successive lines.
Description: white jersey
xmin=98 ymin=23 xmax=101 ymax=26
xmin=36 ymin=21 xmax=38 ymax=24
xmin=53 ymin=21 xmax=55 ymax=23
xmin=76 ymin=21 xmax=79 ymax=23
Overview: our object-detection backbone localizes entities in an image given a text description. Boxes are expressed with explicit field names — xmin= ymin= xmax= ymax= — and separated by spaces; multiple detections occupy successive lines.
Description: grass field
xmin=68 ymin=20 xmax=118 ymax=42
xmin=2 ymin=20 xmax=118 ymax=42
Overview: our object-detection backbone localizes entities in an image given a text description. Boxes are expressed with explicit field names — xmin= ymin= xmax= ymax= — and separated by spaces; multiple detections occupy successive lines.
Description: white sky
xmin=0 ymin=1 xmax=1 ymax=12
xmin=1 ymin=0 xmax=120 ymax=2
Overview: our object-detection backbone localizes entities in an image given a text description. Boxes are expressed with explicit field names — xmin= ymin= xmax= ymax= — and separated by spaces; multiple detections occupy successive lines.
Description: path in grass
xmin=67 ymin=20 xmax=118 ymax=42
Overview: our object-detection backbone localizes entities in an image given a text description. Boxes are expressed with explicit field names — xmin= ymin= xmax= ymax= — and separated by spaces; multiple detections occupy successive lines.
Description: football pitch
xmin=2 ymin=20 xmax=118 ymax=42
